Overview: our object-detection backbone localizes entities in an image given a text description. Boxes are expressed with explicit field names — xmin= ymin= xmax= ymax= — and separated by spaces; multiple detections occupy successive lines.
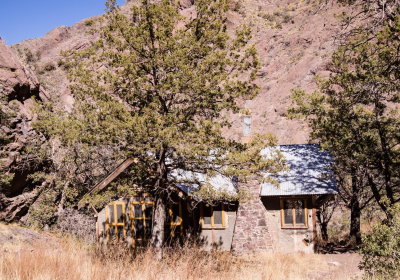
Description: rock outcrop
xmin=12 ymin=0 xmax=346 ymax=144
xmin=0 ymin=39 xmax=46 ymax=222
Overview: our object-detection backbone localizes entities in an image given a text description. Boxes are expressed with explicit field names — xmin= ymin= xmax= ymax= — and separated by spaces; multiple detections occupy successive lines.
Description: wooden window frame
xmin=130 ymin=199 xmax=154 ymax=247
xmin=105 ymin=201 xmax=126 ymax=241
xmin=168 ymin=200 xmax=183 ymax=237
xmin=168 ymin=200 xmax=183 ymax=226
xmin=200 ymin=204 xmax=227 ymax=230
xmin=280 ymin=198 xmax=308 ymax=229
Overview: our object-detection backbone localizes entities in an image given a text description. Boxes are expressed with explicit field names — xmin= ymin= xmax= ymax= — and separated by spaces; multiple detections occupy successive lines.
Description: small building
xmin=91 ymin=144 xmax=336 ymax=253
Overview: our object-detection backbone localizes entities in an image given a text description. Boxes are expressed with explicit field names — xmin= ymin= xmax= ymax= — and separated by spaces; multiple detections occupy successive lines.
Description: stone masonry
xmin=231 ymin=182 xmax=273 ymax=254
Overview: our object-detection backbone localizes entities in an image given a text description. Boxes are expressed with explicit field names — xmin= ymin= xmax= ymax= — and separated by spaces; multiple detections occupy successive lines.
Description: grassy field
xmin=0 ymin=223 xmax=362 ymax=280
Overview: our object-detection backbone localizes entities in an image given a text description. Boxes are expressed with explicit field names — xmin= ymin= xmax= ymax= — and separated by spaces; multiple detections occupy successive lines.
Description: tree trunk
xmin=316 ymin=210 xmax=329 ymax=241
xmin=349 ymin=198 xmax=361 ymax=245
xmin=320 ymin=222 xmax=329 ymax=241
xmin=151 ymin=195 xmax=166 ymax=260
xmin=349 ymin=174 xmax=362 ymax=245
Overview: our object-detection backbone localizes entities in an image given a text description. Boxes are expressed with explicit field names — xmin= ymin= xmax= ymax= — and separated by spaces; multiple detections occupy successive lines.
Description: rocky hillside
xmin=12 ymin=0 xmax=346 ymax=144
xmin=0 ymin=0 xmax=348 ymax=225
xmin=0 ymin=39 xmax=46 ymax=222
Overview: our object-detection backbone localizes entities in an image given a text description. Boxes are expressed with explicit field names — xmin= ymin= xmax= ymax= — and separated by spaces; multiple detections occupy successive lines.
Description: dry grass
xmin=0 ymin=237 xmax=361 ymax=280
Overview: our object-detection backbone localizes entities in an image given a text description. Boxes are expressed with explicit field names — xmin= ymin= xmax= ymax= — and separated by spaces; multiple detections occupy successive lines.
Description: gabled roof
xmin=260 ymin=144 xmax=337 ymax=196
xmin=81 ymin=157 xmax=236 ymax=204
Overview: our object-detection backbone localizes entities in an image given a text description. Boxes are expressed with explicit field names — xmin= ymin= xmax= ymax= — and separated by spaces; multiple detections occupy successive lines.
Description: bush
xmin=43 ymin=62 xmax=56 ymax=71
xmin=359 ymin=206 xmax=400 ymax=279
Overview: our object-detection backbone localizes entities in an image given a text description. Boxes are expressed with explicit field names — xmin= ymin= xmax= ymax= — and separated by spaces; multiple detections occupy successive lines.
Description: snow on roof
xmin=260 ymin=144 xmax=337 ymax=196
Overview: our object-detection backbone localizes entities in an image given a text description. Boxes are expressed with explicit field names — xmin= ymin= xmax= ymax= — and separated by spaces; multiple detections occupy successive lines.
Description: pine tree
xmin=289 ymin=15 xmax=400 ymax=243
xmin=35 ymin=0 xmax=285 ymax=256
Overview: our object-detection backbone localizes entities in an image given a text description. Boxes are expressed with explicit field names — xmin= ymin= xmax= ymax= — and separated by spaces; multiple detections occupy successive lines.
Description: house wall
xmin=231 ymin=183 xmax=316 ymax=254
xmin=199 ymin=209 xmax=237 ymax=251
xmin=97 ymin=192 xmax=318 ymax=253
xmin=97 ymin=197 xmax=238 ymax=251
xmin=97 ymin=197 xmax=135 ymax=246
xmin=261 ymin=196 xmax=315 ymax=254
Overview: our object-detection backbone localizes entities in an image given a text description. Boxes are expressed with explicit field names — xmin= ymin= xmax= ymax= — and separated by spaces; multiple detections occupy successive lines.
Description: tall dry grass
xmin=0 ymin=238 xmax=339 ymax=280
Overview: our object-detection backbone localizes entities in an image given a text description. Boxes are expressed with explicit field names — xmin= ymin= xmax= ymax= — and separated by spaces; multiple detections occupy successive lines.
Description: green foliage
xmin=27 ymin=188 xmax=58 ymax=228
xmin=0 ymin=173 xmax=14 ymax=193
xmin=193 ymin=184 xmax=247 ymax=203
xmin=0 ymin=95 xmax=15 ymax=143
xmin=34 ymin=0 xmax=284 ymax=207
xmin=85 ymin=19 xmax=95 ymax=26
xmin=0 ymin=96 xmax=15 ymax=192
xmin=24 ymin=48 xmax=35 ymax=63
xmin=289 ymin=16 xmax=400 ymax=216
xmin=359 ymin=206 xmax=400 ymax=279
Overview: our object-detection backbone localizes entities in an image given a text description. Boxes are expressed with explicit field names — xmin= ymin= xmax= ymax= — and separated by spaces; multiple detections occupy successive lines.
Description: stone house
xmin=90 ymin=144 xmax=336 ymax=253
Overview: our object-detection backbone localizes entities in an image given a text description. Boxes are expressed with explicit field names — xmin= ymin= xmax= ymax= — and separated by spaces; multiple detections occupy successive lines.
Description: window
xmin=167 ymin=201 xmax=183 ymax=237
xmin=130 ymin=198 xmax=154 ymax=246
xmin=242 ymin=115 xmax=252 ymax=137
xmin=200 ymin=204 xmax=226 ymax=229
xmin=106 ymin=201 xmax=126 ymax=241
xmin=280 ymin=198 xmax=308 ymax=229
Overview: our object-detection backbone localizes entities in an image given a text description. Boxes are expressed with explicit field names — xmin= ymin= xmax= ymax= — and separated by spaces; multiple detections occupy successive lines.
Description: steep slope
xmin=12 ymin=0 xmax=345 ymax=144
xmin=0 ymin=39 xmax=47 ymax=222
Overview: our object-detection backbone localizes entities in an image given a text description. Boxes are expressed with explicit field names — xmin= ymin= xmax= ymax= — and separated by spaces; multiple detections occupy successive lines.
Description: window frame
xmin=200 ymin=204 xmax=227 ymax=230
xmin=130 ymin=199 xmax=154 ymax=247
xmin=105 ymin=201 xmax=126 ymax=241
xmin=167 ymin=200 xmax=183 ymax=237
xmin=280 ymin=198 xmax=308 ymax=229
xmin=168 ymin=200 xmax=183 ymax=226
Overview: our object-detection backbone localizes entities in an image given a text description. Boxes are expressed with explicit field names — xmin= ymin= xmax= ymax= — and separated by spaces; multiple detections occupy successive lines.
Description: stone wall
xmin=231 ymin=183 xmax=273 ymax=254
xmin=231 ymin=183 xmax=317 ymax=254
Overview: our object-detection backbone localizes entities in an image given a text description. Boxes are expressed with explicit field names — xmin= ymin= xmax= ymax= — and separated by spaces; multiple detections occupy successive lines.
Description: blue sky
xmin=0 ymin=0 xmax=125 ymax=45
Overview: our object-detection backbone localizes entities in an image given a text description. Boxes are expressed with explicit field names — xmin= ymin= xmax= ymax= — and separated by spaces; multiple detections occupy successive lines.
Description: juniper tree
xmin=35 ymin=0 xmax=285 ymax=256
xmin=0 ymin=96 xmax=14 ymax=191
xmin=289 ymin=16 xmax=400 ymax=243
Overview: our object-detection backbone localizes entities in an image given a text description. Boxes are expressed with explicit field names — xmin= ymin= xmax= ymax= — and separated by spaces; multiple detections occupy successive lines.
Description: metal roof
xmin=170 ymin=170 xmax=237 ymax=196
xmin=260 ymin=144 xmax=337 ymax=196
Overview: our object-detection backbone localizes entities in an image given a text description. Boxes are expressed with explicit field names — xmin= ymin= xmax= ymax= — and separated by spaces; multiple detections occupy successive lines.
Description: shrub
xmin=85 ymin=19 xmax=94 ymax=26
xmin=26 ymin=189 xmax=58 ymax=228
xmin=43 ymin=62 xmax=56 ymax=71
xmin=359 ymin=206 xmax=400 ymax=279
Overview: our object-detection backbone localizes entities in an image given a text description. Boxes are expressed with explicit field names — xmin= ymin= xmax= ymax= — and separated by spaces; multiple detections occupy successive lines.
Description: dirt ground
xmin=0 ymin=222 xmax=59 ymax=252
xmin=307 ymin=253 xmax=362 ymax=280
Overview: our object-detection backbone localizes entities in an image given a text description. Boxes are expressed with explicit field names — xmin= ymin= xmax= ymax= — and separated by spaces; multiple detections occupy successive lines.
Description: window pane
xmin=108 ymin=205 xmax=115 ymax=223
xmin=116 ymin=204 xmax=124 ymax=223
xmin=283 ymin=200 xmax=294 ymax=225
xmin=214 ymin=211 xmax=223 ymax=225
xmin=294 ymin=200 xmax=306 ymax=226
xmin=145 ymin=203 xmax=153 ymax=219
xmin=134 ymin=220 xmax=144 ymax=239
xmin=145 ymin=220 xmax=152 ymax=239
xmin=109 ymin=226 xmax=115 ymax=237
xmin=170 ymin=203 xmax=181 ymax=224
xmin=203 ymin=206 xmax=212 ymax=225
xmin=117 ymin=226 xmax=124 ymax=240
xmin=134 ymin=204 xmax=143 ymax=218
